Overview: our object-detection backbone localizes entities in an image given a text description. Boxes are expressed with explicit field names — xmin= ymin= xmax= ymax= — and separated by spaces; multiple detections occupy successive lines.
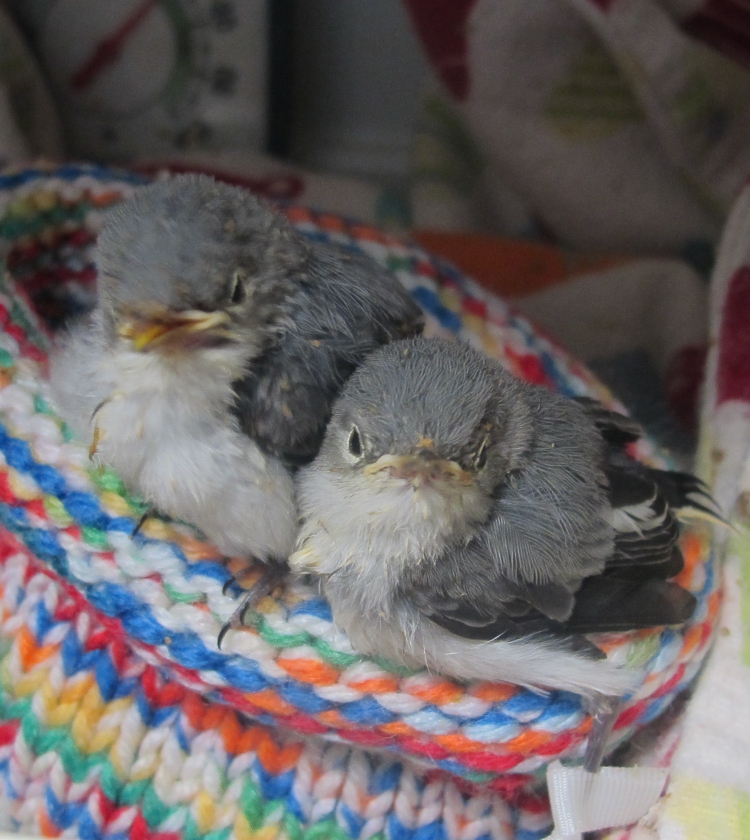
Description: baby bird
xmin=50 ymin=174 xmax=423 ymax=641
xmin=291 ymin=337 xmax=713 ymax=699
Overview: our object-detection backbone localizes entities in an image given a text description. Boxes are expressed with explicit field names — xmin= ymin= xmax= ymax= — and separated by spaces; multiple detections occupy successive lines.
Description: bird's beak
xmin=363 ymin=451 xmax=474 ymax=486
xmin=118 ymin=309 xmax=231 ymax=351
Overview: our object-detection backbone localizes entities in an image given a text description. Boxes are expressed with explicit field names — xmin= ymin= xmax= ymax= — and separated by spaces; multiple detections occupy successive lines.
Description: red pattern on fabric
xmin=463 ymin=297 xmax=488 ymax=318
xmin=653 ymin=664 xmax=687 ymax=699
xmin=615 ymin=699 xmax=649 ymax=729
xmin=129 ymin=811 xmax=181 ymax=840
xmin=0 ymin=474 xmax=14 ymax=504
xmin=504 ymin=345 xmax=554 ymax=387
xmin=682 ymin=0 xmax=750 ymax=70
xmin=665 ymin=345 xmax=707 ymax=436
xmin=717 ymin=267 xmax=750 ymax=404
xmin=401 ymin=0 xmax=476 ymax=99
xmin=0 ymin=721 xmax=20 ymax=746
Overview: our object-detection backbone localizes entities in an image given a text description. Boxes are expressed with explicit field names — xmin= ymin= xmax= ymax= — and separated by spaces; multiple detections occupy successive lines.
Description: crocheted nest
xmin=0 ymin=164 xmax=718 ymax=837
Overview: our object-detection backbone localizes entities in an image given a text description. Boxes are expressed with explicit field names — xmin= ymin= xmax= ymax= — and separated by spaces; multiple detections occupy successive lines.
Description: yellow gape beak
xmin=118 ymin=309 xmax=231 ymax=351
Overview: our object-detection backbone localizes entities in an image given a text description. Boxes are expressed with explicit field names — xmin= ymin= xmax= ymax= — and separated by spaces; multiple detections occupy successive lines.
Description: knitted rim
xmin=0 ymin=164 xmax=718 ymax=794
xmin=0 ymin=543 xmax=567 ymax=840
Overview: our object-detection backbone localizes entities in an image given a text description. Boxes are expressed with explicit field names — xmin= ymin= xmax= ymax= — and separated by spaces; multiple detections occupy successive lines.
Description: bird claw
xmin=217 ymin=608 xmax=247 ymax=650
xmin=89 ymin=424 xmax=104 ymax=459
xmin=217 ymin=562 xmax=288 ymax=650
xmin=221 ymin=561 xmax=265 ymax=596
xmin=583 ymin=693 xmax=623 ymax=774
xmin=221 ymin=574 xmax=236 ymax=597
xmin=132 ymin=506 xmax=156 ymax=537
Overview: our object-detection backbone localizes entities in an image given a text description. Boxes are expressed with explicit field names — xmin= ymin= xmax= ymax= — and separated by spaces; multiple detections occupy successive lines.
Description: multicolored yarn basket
xmin=0 ymin=163 xmax=719 ymax=840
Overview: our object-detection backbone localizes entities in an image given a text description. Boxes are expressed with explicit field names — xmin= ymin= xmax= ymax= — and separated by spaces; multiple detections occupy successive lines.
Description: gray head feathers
xmin=96 ymin=174 xmax=308 ymax=339
xmin=320 ymin=337 xmax=535 ymax=495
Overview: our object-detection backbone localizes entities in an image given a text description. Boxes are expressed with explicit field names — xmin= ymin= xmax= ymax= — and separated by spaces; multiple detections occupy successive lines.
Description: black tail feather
xmin=567 ymin=577 xmax=697 ymax=633
xmin=643 ymin=468 xmax=717 ymax=511
xmin=574 ymin=397 xmax=644 ymax=445
xmin=605 ymin=467 xmax=656 ymax=508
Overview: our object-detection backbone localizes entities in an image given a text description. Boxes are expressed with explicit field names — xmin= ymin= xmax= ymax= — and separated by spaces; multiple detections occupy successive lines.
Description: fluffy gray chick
xmin=291 ymin=337 xmax=709 ymax=698
xmin=50 ymin=174 xmax=423 ymax=632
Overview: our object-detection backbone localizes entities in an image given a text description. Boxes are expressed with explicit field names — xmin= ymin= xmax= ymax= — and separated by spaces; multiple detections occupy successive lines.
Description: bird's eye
xmin=348 ymin=426 xmax=363 ymax=458
xmin=228 ymin=270 xmax=247 ymax=305
xmin=474 ymin=437 xmax=489 ymax=471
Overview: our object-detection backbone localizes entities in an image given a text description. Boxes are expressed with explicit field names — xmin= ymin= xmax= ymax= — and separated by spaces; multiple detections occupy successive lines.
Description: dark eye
xmin=228 ymin=270 xmax=246 ymax=305
xmin=348 ymin=426 xmax=363 ymax=458
xmin=474 ymin=437 xmax=489 ymax=470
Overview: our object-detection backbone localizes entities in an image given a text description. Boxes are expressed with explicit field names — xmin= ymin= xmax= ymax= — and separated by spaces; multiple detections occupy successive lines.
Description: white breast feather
xmin=51 ymin=328 xmax=296 ymax=560
xmin=293 ymin=463 xmax=490 ymax=578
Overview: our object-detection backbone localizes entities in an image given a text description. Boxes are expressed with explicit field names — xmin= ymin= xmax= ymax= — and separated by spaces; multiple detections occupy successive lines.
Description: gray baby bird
xmin=50 ymin=174 xmax=423 ymax=639
xmin=291 ymin=337 xmax=711 ymax=699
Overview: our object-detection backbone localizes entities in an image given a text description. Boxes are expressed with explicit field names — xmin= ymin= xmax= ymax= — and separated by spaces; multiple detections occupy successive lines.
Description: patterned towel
xmin=406 ymin=0 xmax=750 ymax=255
xmin=601 ymin=178 xmax=750 ymax=840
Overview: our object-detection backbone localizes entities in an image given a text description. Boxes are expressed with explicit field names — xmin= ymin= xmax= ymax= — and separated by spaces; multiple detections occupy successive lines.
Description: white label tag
xmin=544 ymin=760 xmax=668 ymax=840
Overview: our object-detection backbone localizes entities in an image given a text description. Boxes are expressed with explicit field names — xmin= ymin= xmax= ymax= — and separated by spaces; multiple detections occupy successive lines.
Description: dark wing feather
xmin=639 ymin=466 xmax=725 ymax=521
xmin=566 ymin=577 xmax=696 ymax=632
xmin=232 ymin=241 xmax=423 ymax=465
xmin=610 ymin=496 xmax=680 ymax=567
xmin=408 ymin=395 xmax=708 ymax=652
xmin=232 ymin=333 xmax=361 ymax=466
xmin=603 ymin=547 xmax=684 ymax=581
xmin=430 ymin=610 xmax=607 ymax=659
xmin=606 ymin=469 xmax=656 ymax=508
xmin=641 ymin=467 xmax=716 ymax=508
xmin=568 ymin=413 xmax=704 ymax=629
xmin=417 ymin=583 xmax=604 ymax=658
xmin=572 ymin=397 xmax=643 ymax=445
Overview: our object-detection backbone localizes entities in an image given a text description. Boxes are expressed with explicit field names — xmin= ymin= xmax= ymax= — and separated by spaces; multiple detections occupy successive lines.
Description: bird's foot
xmin=132 ymin=506 xmax=158 ymax=537
xmin=89 ymin=395 xmax=121 ymax=460
xmin=583 ymin=693 xmax=623 ymax=773
xmin=221 ymin=560 xmax=270 ymax=595
xmin=89 ymin=423 xmax=104 ymax=459
xmin=218 ymin=561 xmax=288 ymax=650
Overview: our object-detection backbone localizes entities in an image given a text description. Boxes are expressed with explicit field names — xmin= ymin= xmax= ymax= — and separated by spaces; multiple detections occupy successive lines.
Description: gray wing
xmin=231 ymin=241 xmax=423 ymax=465
xmin=401 ymin=393 xmax=697 ymax=646
xmin=401 ymin=540 xmax=608 ymax=659
xmin=475 ymin=390 xmax=615 ymax=599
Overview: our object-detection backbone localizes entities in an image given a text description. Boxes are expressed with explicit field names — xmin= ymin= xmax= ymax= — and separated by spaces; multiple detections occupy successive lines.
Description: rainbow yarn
xmin=0 ymin=163 xmax=719 ymax=839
